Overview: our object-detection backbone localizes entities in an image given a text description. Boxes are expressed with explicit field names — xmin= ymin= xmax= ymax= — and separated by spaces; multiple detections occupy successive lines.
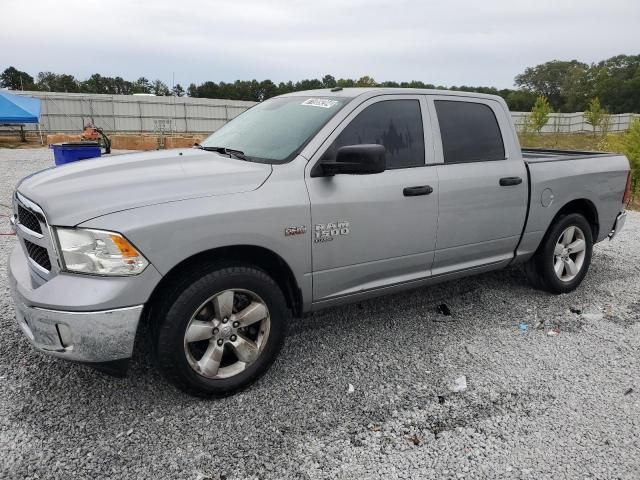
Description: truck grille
xmin=14 ymin=192 xmax=56 ymax=278
xmin=23 ymin=239 xmax=52 ymax=271
xmin=17 ymin=204 xmax=42 ymax=234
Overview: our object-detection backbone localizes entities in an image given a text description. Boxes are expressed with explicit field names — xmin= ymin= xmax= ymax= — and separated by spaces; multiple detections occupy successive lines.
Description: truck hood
xmin=17 ymin=148 xmax=272 ymax=226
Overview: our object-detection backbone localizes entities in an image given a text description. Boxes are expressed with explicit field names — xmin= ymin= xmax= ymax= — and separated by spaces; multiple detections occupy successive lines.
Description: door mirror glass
xmin=317 ymin=144 xmax=386 ymax=176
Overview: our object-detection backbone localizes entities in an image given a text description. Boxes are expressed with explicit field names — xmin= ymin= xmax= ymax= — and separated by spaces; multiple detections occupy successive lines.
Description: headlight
xmin=55 ymin=228 xmax=149 ymax=276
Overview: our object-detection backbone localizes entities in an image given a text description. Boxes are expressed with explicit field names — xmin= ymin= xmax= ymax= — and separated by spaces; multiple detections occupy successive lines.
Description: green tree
xmin=151 ymin=79 xmax=170 ymax=96
xmin=405 ymin=80 xmax=430 ymax=89
xmin=132 ymin=77 xmax=152 ymax=94
xmin=112 ymin=76 xmax=133 ymax=95
xmin=5 ymin=54 xmax=640 ymax=114
xmin=295 ymin=78 xmax=324 ymax=91
xmin=321 ymin=74 xmax=336 ymax=88
xmin=258 ymin=80 xmax=278 ymax=101
xmin=36 ymin=72 xmax=79 ymax=92
xmin=515 ymin=60 xmax=588 ymax=111
xmin=589 ymin=55 xmax=640 ymax=114
xmin=355 ymin=75 xmax=377 ymax=87
xmin=602 ymin=119 xmax=640 ymax=198
xmin=80 ymin=73 xmax=110 ymax=93
xmin=527 ymin=96 xmax=552 ymax=134
xmin=0 ymin=66 xmax=35 ymax=90
xmin=584 ymin=98 xmax=607 ymax=136
xmin=505 ymin=90 xmax=537 ymax=111
xmin=625 ymin=119 xmax=640 ymax=197
xmin=336 ymin=78 xmax=356 ymax=88
xmin=190 ymin=81 xmax=219 ymax=98
xmin=172 ymin=83 xmax=185 ymax=97
xmin=276 ymin=81 xmax=295 ymax=95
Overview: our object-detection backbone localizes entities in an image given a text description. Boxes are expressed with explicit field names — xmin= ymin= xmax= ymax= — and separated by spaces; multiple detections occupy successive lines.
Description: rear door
xmin=429 ymin=96 xmax=528 ymax=275
xmin=305 ymin=95 xmax=439 ymax=302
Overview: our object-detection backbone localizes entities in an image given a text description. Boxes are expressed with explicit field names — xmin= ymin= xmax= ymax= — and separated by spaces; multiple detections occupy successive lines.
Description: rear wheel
xmin=156 ymin=266 xmax=289 ymax=397
xmin=524 ymin=213 xmax=593 ymax=294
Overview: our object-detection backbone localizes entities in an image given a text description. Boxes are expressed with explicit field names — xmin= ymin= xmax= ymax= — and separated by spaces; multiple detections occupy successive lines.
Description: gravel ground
xmin=1 ymin=148 xmax=638 ymax=480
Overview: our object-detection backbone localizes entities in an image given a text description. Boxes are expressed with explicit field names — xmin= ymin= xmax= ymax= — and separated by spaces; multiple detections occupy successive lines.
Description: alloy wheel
xmin=183 ymin=289 xmax=271 ymax=379
xmin=553 ymin=226 xmax=587 ymax=282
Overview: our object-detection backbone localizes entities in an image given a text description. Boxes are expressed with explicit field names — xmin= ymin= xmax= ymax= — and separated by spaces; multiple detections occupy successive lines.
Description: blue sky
xmin=1 ymin=0 xmax=638 ymax=89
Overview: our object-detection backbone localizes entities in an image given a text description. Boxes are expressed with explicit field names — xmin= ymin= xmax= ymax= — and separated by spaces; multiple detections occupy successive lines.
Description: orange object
xmin=81 ymin=125 xmax=101 ymax=141
xmin=110 ymin=234 xmax=139 ymax=258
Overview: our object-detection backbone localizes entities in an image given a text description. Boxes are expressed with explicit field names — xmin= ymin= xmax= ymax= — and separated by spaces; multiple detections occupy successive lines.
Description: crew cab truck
xmin=8 ymin=88 xmax=631 ymax=397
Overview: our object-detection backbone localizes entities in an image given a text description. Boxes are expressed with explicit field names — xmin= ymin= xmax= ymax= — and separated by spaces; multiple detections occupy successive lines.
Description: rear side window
xmin=325 ymin=100 xmax=425 ymax=169
xmin=434 ymin=100 xmax=505 ymax=163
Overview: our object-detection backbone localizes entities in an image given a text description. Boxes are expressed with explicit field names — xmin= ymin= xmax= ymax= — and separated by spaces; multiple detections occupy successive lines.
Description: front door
xmin=305 ymin=95 xmax=439 ymax=302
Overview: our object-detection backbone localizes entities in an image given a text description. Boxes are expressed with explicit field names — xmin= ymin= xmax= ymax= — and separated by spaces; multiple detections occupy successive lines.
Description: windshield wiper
xmin=196 ymin=145 xmax=248 ymax=161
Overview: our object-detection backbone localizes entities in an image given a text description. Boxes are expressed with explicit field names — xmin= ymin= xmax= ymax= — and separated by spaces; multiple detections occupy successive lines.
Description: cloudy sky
xmin=1 ymin=0 xmax=638 ymax=89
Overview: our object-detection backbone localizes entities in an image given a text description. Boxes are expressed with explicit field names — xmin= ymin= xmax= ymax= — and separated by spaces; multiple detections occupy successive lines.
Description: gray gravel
xmin=1 ymin=148 xmax=639 ymax=480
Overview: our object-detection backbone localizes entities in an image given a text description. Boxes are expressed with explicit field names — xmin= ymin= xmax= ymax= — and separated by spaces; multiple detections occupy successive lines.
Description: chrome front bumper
xmin=609 ymin=211 xmax=627 ymax=241
xmin=8 ymin=245 xmax=144 ymax=363
xmin=10 ymin=288 xmax=143 ymax=363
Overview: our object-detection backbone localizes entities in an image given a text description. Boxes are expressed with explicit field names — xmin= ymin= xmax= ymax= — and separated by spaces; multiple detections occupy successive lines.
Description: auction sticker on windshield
xmin=301 ymin=98 xmax=339 ymax=108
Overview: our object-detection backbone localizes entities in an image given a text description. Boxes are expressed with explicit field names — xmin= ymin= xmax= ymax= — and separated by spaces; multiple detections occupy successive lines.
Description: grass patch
xmin=518 ymin=132 xmax=618 ymax=151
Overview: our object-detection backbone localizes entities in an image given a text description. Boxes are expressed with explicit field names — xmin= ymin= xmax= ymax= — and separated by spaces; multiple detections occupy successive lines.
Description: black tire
xmin=524 ymin=213 xmax=593 ymax=294
xmin=155 ymin=265 xmax=289 ymax=397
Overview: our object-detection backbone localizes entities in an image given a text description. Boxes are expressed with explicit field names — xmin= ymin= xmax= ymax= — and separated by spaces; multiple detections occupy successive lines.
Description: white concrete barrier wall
xmin=511 ymin=111 xmax=640 ymax=134
xmin=10 ymin=91 xmax=256 ymax=134
xmin=6 ymin=91 xmax=640 ymax=135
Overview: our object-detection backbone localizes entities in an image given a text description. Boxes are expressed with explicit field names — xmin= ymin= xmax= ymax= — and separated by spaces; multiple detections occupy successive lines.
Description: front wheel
xmin=524 ymin=213 xmax=593 ymax=294
xmin=155 ymin=266 xmax=289 ymax=397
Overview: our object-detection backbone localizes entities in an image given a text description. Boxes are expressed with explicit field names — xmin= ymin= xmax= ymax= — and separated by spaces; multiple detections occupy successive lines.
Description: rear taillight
xmin=623 ymin=172 xmax=632 ymax=205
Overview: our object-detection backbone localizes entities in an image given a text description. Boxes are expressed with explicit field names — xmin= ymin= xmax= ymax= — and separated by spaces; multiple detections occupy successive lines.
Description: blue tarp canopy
xmin=0 ymin=91 xmax=41 ymax=124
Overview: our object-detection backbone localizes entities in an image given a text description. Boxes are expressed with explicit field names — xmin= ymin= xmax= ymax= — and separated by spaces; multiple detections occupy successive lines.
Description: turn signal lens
xmin=110 ymin=234 xmax=139 ymax=258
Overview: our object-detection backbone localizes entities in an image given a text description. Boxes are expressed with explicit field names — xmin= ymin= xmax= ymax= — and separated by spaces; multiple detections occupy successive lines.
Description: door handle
xmin=499 ymin=177 xmax=523 ymax=186
xmin=403 ymin=185 xmax=433 ymax=197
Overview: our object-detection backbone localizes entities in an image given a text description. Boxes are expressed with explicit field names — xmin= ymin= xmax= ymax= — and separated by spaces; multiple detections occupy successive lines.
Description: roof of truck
xmin=281 ymin=87 xmax=504 ymax=102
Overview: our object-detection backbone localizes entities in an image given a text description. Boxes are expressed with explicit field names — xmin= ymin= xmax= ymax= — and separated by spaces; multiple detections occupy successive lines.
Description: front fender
xmin=79 ymin=161 xmax=312 ymax=309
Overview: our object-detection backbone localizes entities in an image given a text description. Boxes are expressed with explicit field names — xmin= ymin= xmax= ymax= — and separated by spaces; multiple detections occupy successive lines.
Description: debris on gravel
xmin=1 ymin=149 xmax=639 ymax=480
xmin=436 ymin=303 xmax=452 ymax=316
xmin=448 ymin=375 xmax=468 ymax=393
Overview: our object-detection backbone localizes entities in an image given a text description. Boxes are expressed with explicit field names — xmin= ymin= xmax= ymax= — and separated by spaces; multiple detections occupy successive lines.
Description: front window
xmin=322 ymin=99 xmax=425 ymax=169
xmin=201 ymin=96 xmax=348 ymax=163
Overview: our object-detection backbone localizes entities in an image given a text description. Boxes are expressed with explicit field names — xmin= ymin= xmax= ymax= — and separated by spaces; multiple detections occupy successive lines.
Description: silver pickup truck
xmin=8 ymin=88 xmax=630 ymax=396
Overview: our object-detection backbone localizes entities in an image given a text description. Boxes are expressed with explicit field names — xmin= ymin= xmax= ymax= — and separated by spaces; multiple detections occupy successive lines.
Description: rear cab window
xmin=434 ymin=100 xmax=505 ymax=163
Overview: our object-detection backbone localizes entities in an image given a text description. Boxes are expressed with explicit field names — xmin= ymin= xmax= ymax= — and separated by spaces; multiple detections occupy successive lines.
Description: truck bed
xmin=522 ymin=148 xmax=612 ymax=163
xmin=518 ymin=148 xmax=628 ymax=254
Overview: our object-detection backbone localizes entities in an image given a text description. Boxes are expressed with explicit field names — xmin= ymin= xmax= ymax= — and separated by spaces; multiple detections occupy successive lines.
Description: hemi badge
xmin=285 ymin=225 xmax=307 ymax=237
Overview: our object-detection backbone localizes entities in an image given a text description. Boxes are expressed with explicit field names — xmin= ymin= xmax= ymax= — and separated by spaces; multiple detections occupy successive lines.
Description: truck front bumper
xmin=8 ymin=245 xmax=146 ymax=364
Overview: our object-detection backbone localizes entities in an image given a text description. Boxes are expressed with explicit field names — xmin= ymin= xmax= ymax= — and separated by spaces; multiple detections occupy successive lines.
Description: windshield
xmin=201 ymin=96 xmax=348 ymax=163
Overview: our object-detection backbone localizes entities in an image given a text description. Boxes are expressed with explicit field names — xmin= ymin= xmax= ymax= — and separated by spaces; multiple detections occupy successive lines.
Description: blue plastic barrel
xmin=50 ymin=142 xmax=102 ymax=166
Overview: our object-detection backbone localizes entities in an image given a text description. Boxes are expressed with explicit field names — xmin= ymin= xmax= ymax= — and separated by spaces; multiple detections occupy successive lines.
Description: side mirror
xmin=315 ymin=144 xmax=386 ymax=177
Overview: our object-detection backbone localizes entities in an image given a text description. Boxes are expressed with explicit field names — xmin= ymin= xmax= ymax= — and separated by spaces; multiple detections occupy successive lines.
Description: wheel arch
xmin=142 ymin=245 xmax=303 ymax=328
xmin=524 ymin=199 xmax=597 ymax=294
xmin=550 ymin=198 xmax=599 ymax=240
